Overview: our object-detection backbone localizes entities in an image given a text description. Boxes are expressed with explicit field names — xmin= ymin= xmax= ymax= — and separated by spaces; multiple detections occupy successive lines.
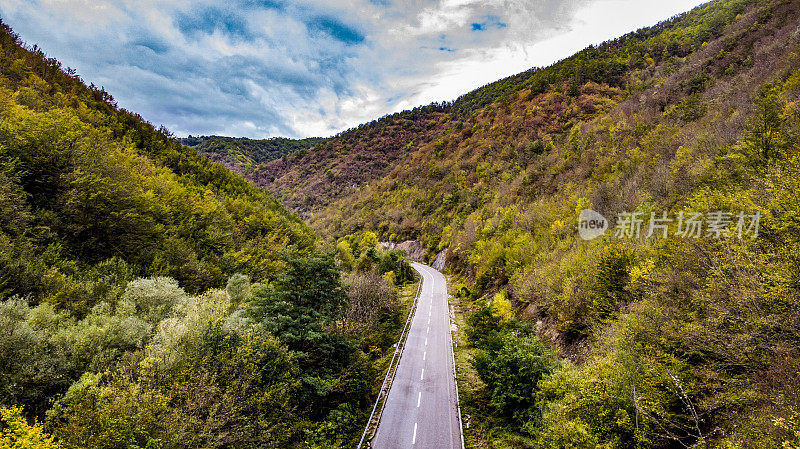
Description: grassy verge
xmin=448 ymin=278 xmax=536 ymax=449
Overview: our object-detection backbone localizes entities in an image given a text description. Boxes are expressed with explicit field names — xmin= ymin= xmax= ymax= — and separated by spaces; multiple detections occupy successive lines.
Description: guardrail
xmin=356 ymin=273 xmax=423 ymax=449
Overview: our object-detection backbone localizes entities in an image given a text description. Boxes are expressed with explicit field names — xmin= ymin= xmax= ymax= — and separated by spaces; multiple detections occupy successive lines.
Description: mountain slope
xmin=297 ymin=0 xmax=762 ymax=241
xmin=251 ymin=103 xmax=452 ymax=213
xmin=0 ymin=21 xmax=317 ymax=302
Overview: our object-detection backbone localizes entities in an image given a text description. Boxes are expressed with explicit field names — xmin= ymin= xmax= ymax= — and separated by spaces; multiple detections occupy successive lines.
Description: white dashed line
xmin=413 ymin=422 xmax=417 ymax=445
xmin=420 ymin=369 xmax=424 ymax=380
xmin=417 ymin=391 xmax=422 ymax=407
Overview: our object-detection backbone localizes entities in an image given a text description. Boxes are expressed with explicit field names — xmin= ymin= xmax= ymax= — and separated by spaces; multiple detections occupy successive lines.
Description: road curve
xmin=371 ymin=262 xmax=463 ymax=449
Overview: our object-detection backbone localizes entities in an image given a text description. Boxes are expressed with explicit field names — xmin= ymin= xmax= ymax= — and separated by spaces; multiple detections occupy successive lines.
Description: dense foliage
xmin=334 ymin=231 xmax=414 ymax=285
xmin=0 ymin=19 xmax=317 ymax=301
xmin=252 ymin=104 xmax=452 ymax=214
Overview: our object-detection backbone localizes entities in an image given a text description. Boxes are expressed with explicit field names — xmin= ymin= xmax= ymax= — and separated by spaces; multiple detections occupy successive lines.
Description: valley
xmin=2 ymin=0 xmax=800 ymax=447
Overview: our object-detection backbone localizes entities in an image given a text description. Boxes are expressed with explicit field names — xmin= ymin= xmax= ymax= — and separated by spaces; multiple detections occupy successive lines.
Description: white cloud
xmin=0 ymin=0 xmax=707 ymax=138
xmin=394 ymin=0 xmax=710 ymax=111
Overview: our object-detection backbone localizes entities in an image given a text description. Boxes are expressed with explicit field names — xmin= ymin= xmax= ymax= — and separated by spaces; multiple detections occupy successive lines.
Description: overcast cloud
xmin=0 ymin=0 xmax=707 ymax=138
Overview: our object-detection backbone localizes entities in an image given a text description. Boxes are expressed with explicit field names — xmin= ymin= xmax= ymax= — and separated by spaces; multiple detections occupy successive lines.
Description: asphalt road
xmin=371 ymin=262 xmax=463 ymax=449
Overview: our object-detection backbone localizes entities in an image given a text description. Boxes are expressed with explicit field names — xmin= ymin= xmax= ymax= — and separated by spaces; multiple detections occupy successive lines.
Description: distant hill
xmin=181 ymin=135 xmax=326 ymax=176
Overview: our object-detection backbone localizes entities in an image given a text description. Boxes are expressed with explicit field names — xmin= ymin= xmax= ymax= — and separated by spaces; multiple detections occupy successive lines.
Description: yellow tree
xmin=0 ymin=406 xmax=62 ymax=449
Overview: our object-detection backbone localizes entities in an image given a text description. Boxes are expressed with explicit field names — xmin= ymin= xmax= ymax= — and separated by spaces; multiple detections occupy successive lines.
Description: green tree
xmin=0 ymin=174 xmax=30 ymax=236
xmin=465 ymin=300 xmax=507 ymax=351
xmin=743 ymin=84 xmax=788 ymax=163
xmin=592 ymin=244 xmax=636 ymax=318
xmin=247 ymin=254 xmax=356 ymax=414
xmin=225 ymin=273 xmax=251 ymax=303
xmin=377 ymin=250 xmax=413 ymax=284
xmin=335 ymin=240 xmax=355 ymax=270
xmin=248 ymin=253 xmax=346 ymax=323
xmin=357 ymin=232 xmax=379 ymax=255
xmin=117 ymin=277 xmax=186 ymax=326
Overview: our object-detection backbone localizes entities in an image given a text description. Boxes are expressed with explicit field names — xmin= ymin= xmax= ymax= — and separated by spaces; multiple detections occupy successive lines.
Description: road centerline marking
xmin=369 ymin=264 xmax=464 ymax=449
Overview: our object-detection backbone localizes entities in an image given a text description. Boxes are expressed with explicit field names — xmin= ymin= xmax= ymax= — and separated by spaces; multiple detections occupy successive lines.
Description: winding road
xmin=371 ymin=262 xmax=463 ymax=448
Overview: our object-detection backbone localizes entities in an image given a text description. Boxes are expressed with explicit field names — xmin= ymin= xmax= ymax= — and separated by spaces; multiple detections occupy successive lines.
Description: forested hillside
xmin=181 ymin=135 xmax=325 ymax=178
xmin=252 ymin=103 xmax=452 ymax=213
xmin=0 ymin=19 xmax=415 ymax=448
xmin=215 ymin=0 xmax=800 ymax=447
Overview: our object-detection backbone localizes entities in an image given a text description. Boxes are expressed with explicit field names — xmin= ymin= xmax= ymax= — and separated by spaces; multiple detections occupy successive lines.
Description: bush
xmin=48 ymin=327 xmax=300 ymax=449
xmin=225 ymin=273 xmax=251 ymax=303
xmin=117 ymin=278 xmax=186 ymax=326
xmin=0 ymin=297 xmax=151 ymax=416
xmin=465 ymin=300 xmax=507 ymax=351
xmin=376 ymin=250 xmax=414 ymax=285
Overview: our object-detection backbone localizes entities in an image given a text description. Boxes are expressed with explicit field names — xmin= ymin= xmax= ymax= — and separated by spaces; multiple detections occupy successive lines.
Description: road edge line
xmin=447 ymin=283 xmax=467 ymax=449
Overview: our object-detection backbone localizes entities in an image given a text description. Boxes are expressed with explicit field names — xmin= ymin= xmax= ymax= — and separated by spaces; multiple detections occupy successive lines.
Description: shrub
xmin=376 ymin=250 xmax=414 ymax=284
xmin=117 ymin=277 xmax=186 ymax=326
xmin=225 ymin=273 xmax=250 ymax=303
xmin=465 ymin=300 xmax=507 ymax=351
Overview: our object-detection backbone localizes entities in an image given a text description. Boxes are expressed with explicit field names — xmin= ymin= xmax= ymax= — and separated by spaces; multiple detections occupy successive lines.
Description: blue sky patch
xmin=176 ymin=7 xmax=252 ymax=40
xmin=242 ymin=0 xmax=283 ymax=10
xmin=131 ymin=37 xmax=170 ymax=55
xmin=471 ymin=15 xmax=507 ymax=32
xmin=307 ymin=16 xmax=365 ymax=45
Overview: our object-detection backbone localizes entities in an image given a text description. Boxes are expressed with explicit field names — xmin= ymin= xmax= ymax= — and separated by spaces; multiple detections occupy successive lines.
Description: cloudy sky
xmin=0 ymin=0 xmax=706 ymax=138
